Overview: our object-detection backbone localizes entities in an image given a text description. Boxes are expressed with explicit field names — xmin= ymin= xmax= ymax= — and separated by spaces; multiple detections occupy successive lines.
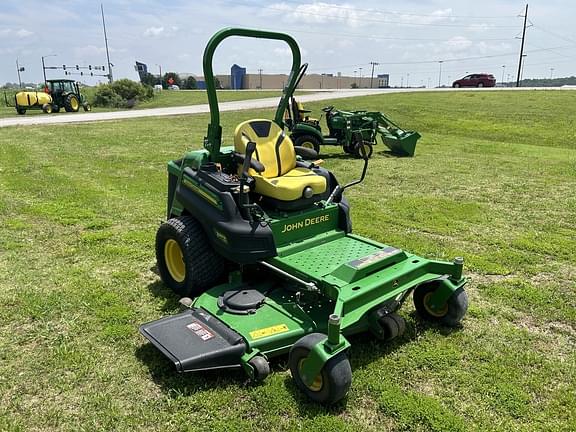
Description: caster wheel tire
xmin=413 ymin=283 xmax=468 ymax=327
xmin=249 ymin=356 xmax=270 ymax=382
xmin=155 ymin=216 xmax=227 ymax=297
xmin=293 ymin=134 xmax=321 ymax=154
xmin=17 ymin=108 xmax=26 ymax=115
xmin=289 ymin=333 xmax=352 ymax=404
xmin=378 ymin=312 xmax=406 ymax=341
xmin=83 ymin=103 xmax=92 ymax=112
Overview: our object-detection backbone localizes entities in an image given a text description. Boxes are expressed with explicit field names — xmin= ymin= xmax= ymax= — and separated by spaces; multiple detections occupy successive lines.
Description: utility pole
xmin=16 ymin=59 xmax=23 ymax=88
xmin=369 ymin=61 xmax=379 ymax=88
xmin=41 ymin=54 xmax=57 ymax=87
xmin=101 ymin=3 xmax=113 ymax=83
xmin=258 ymin=68 xmax=263 ymax=89
xmin=501 ymin=65 xmax=506 ymax=86
xmin=550 ymin=68 xmax=554 ymax=80
xmin=438 ymin=61 xmax=443 ymax=87
xmin=353 ymin=70 xmax=357 ymax=87
xmin=516 ymin=4 xmax=528 ymax=87
xmin=156 ymin=64 xmax=162 ymax=84
xmin=359 ymin=67 xmax=363 ymax=87
xmin=406 ymin=72 xmax=410 ymax=88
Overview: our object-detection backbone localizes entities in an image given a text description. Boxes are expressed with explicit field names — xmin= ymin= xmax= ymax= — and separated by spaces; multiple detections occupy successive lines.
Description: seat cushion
xmin=234 ymin=119 xmax=296 ymax=178
xmin=254 ymin=167 xmax=327 ymax=201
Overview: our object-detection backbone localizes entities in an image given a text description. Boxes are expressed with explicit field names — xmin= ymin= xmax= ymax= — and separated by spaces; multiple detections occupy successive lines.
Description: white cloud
xmin=144 ymin=26 xmax=165 ymax=37
xmin=143 ymin=25 xmax=179 ymax=38
xmin=74 ymin=45 xmax=126 ymax=57
xmin=444 ymin=36 xmax=474 ymax=52
xmin=265 ymin=2 xmax=368 ymax=28
xmin=0 ymin=28 xmax=34 ymax=39
xmin=397 ymin=8 xmax=455 ymax=25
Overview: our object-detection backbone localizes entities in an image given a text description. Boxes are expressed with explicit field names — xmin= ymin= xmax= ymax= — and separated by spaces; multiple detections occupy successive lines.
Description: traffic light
xmin=63 ymin=65 xmax=66 ymax=71
xmin=76 ymin=65 xmax=79 ymax=70
xmin=89 ymin=65 xmax=92 ymax=70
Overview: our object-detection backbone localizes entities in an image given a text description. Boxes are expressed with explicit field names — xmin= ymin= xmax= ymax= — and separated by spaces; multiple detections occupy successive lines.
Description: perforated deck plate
xmin=276 ymin=236 xmax=381 ymax=279
xmin=273 ymin=234 xmax=407 ymax=285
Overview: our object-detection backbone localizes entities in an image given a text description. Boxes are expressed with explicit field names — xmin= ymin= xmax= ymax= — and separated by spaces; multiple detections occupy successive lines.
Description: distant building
xmin=189 ymin=65 xmax=390 ymax=90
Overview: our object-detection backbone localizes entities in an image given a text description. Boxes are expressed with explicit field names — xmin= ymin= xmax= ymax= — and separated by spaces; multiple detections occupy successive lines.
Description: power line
xmin=256 ymin=0 xmax=519 ymax=20
xmin=222 ymin=0 xmax=520 ymax=28
xmin=531 ymin=24 xmax=576 ymax=46
xmin=218 ymin=23 xmax=515 ymax=43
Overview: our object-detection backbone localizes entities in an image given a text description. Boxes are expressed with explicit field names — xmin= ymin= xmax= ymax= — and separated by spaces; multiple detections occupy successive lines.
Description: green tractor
xmin=44 ymin=79 xmax=91 ymax=113
xmin=285 ymin=76 xmax=421 ymax=158
xmin=140 ymin=28 xmax=468 ymax=404
xmin=5 ymin=79 xmax=92 ymax=115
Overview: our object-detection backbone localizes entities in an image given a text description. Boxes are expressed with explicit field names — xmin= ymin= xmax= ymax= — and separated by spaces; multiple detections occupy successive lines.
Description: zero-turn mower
xmin=140 ymin=28 xmax=468 ymax=404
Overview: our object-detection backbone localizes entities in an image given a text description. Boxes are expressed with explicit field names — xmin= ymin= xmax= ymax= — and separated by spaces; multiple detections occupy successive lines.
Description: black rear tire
xmin=413 ymin=282 xmax=468 ymax=327
xmin=16 ymin=108 xmax=26 ymax=115
xmin=293 ymin=134 xmax=321 ymax=154
xmin=64 ymin=94 xmax=80 ymax=112
xmin=155 ymin=216 xmax=227 ymax=297
xmin=289 ymin=333 xmax=352 ymax=404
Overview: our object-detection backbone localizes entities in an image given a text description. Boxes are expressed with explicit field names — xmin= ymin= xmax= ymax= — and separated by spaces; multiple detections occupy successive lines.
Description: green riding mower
xmin=285 ymin=78 xmax=420 ymax=158
xmin=5 ymin=79 xmax=91 ymax=115
xmin=140 ymin=28 xmax=468 ymax=404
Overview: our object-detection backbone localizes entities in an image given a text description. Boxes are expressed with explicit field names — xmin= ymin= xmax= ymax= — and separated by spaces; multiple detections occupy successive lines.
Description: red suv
xmin=452 ymin=73 xmax=496 ymax=88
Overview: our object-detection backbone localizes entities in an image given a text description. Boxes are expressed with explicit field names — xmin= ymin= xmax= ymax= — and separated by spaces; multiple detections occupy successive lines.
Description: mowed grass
xmin=0 ymin=90 xmax=575 ymax=431
xmin=0 ymin=88 xmax=299 ymax=118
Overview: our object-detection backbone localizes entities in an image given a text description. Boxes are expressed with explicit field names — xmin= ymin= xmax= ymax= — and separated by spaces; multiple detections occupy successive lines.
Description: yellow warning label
xmin=249 ymin=324 xmax=289 ymax=340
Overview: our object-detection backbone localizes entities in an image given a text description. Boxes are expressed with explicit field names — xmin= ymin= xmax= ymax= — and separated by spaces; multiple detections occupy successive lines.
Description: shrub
xmin=182 ymin=76 xmax=197 ymax=90
xmin=93 ymin=79 xmax=153 ymax=108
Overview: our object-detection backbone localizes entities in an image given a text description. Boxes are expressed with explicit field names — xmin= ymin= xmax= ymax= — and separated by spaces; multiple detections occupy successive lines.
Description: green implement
xmin=139 ymin=27 xmax=468 ymax=405
xmin=286 ymin=92 xmax=421 ymax=157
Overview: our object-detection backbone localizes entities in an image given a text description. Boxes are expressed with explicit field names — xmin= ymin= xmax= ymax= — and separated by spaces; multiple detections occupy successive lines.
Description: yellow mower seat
xmin=234 ymin=119 xmax=326 ymax=202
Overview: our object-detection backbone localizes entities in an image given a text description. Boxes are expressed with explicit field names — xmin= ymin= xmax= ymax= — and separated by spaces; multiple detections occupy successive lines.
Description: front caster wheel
xmin=413 ymin=282 xmax=468 ymax=327
xmin=248 ymin=356 xmax=270 ymax=382
xmin=378 ymin=312 xmax=406 ymax=341
xmin=155 ymin=216 xmax=227 ymax=297
xmin=289 ymin=333 xmax=352 ymax=404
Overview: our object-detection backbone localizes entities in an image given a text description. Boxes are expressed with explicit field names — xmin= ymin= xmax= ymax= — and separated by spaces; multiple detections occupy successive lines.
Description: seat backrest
xmin=234 ymin=119 xmax=296 ymax=178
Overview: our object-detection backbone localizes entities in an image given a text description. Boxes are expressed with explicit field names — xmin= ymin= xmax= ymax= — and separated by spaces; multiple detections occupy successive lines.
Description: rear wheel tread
xmin=155 ymin=216 xmax=226 ymax=297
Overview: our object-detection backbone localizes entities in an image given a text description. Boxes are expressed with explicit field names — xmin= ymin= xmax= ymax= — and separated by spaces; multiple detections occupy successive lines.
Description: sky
xmin=1 ymin=0 xmax=575 ymax=87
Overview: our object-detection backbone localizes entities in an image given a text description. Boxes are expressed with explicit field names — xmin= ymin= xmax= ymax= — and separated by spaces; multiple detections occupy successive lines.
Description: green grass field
xmin=0 ymin=89 xmax=298 ymax=118
xmin=0 ymin=91 xmax=575 ymax=431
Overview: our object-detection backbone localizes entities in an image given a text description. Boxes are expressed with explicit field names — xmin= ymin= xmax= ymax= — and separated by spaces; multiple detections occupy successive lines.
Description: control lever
xmin=239 ymin=141 xmax=257 ymax=222
xmin=326 ymin=132 xmax=369 ymax=205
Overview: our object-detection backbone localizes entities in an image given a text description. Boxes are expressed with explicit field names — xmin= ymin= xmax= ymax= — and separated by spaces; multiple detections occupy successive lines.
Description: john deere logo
xmin=281 ymin=214 xmax=329 ymax=233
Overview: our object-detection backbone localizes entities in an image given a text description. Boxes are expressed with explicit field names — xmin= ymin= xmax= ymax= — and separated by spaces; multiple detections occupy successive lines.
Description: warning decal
xmin=348 ymin=246 xmax=401 ymax=269
xmin=187 ymin=320 xmax=214 ymax=341
xmin=249 ymin=324 xmax=289 ymax=340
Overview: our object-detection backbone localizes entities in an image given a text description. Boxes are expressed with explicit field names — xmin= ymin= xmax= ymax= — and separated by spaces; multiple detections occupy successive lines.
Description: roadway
xmin=1 ymin=87 xmax=573 ymax=128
